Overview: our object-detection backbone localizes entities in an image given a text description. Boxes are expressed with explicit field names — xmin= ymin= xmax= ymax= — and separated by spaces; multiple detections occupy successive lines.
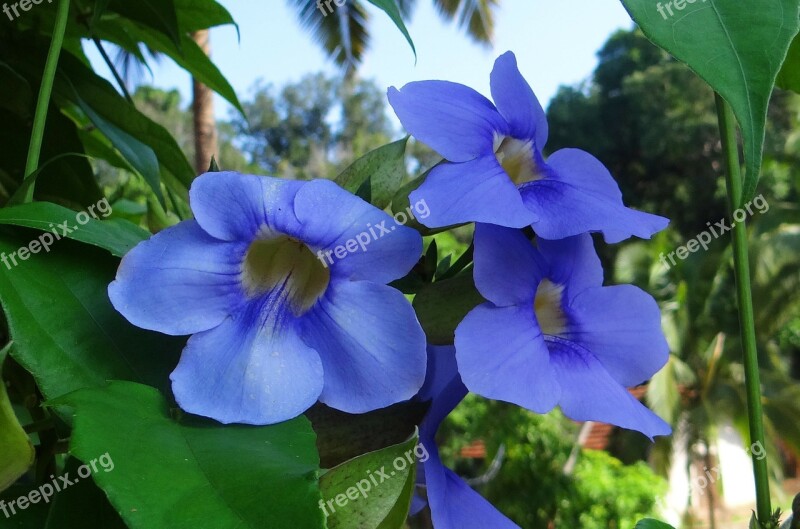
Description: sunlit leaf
xmin=0 ymin=343 xmax=34 ymax=493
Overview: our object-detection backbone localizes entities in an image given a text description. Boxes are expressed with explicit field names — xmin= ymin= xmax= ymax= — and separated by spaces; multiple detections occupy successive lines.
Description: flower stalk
xmin=714 ymin=92 xmax=771 ymax=524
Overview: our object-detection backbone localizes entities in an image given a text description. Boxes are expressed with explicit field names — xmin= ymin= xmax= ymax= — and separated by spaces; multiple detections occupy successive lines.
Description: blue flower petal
xmin=537 ymin=234 xmax=604 ymax=300
xmin=416 ymin=346 xmax=519 ymax=529
xmin=490 ymin=51 xmax=548 ymax=147
xmin=190 ymin=172 xmax=304 ymax=242
xmin=418 ymin=345 xmax=462 ymax=405
xmin=455 ymin=303 xmax=561 ymax=413
xmin=300 ymin=280 xmax=426 ymax=413
xmin=565 ymin=285 xmax=670 ymax=387
xmin=293 ymin=179 xmax=422 ymax=284
xmin=548 ymin=339 xmax=671 ymax=439
xmin=424 ymin=455 xmax=521 ymax=529
xmin=410 ymin=156 xmax=538 ymax=228
xmin=170 ymin=295 xmax=324 ymax=425
xmin=388 ymin=81 xmax=507 ymax=162
xmin=108 ymin=220 xmax=247 ymax=336
xmin=473 ymin=224 xmax=543 ymax=306
xmin=522 ymin=148 xmax=669 ymax=242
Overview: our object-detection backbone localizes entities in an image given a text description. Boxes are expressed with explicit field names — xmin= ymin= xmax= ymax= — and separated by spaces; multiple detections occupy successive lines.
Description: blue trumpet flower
xmin=109 ymin=172 xmax=426 ymax=425
xmin=388 ymin=51 xmax=668 ymax=243
xmin=455 ymin=224 xmax=671 ymax=439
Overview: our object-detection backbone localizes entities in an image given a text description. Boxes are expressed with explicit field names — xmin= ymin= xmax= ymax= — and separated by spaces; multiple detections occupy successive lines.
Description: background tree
xmin=231 ymin=73 xmax=395 ymax=179
xmin=287 ymin=0 xmax=499 ymax=73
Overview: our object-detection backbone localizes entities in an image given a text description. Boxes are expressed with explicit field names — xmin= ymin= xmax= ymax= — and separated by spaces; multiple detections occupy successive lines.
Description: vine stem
xmin=714 ymin=92 xmax=771 ymax=524
xmin=22 ymin=0 xmax=71 ymax=203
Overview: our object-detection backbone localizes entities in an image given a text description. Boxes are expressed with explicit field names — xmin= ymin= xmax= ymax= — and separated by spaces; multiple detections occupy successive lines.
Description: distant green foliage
xmin=437 ymin=396 xmax=666 ymax=529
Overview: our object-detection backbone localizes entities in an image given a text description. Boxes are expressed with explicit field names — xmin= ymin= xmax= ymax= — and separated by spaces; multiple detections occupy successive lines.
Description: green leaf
xmin=620 ymin=0 xmax=800 ymax=203
xmin=97 ymin=19 xmax=244 ymax=116
xmin=412 ymin=270 xmax=484 ymax=344
xmin=72 ymin=90 xmax=165 ymax=207
xmin=634 ymin=519 xmax=677 ymax=529
xmin=0 ymin=234 xmax=181 ymax=400
xmin=174 ymin=0 xmax=239 ymax=36
xmin=320 ymin=431 xmax=419 ymax=529
xmin=0 ymin=202 xmax=149 ymax=257
xmin=365 ymin=0 xmax=416 ymax=59
xmin=0 ymin=344 xmax=34 ymax=492
xmin=106 ymin=0 xmax=181 ymax=49
xmin=55 ymin=51 xmax=195 ymax=188
xmin=52 ymin=381 xmax=325 ymax=529
xmin=335 ymin=138 xmax=408 ymax=210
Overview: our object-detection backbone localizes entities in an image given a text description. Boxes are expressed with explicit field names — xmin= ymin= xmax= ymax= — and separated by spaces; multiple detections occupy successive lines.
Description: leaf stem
xmin=714 ymin=92 xmax=771 ymax=524
xmin=22 ymin=0 xmax=71 ymax=203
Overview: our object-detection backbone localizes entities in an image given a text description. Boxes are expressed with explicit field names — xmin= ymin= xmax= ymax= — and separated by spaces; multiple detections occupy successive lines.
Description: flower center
xmin=533 ymin=279 xmax=567 ymax=336
xmin=242 ymin=236 xmax=330 ymax=315
xmin=493 ymin=135 xmax=541 ymax=186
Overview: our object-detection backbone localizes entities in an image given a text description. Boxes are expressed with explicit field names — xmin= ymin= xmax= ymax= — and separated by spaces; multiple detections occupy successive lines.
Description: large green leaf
xmin=96 ymin=19 xmax=244 ymax=115
xmin=620 ymin=0 xmax=800 ymax=202
xmin=0 ymin=344 xmax=34 ymax=492
xmin=0 ymin=233 xmax=181 ymax=400
xmin=335 ymin=138 xmax=408 ymax=209
xmin=173 ymin=0 xmax=239 ymax=35
xmin=106 ymin=0 xmax=181 ymax=49
xmin=320 ymin=431 xmax=419 ymax=529
xmin=52 ymin=381 xmax=325 ymax=529
xmin=366 ymin=0 xmax=416 ymax=59
xmin=72 ymin=91 xmax=165 ymax=206
xmin=0 ymin=202 xmax=149 ymax=258
xmin=53 ymin=51 xmax=195 ymax=188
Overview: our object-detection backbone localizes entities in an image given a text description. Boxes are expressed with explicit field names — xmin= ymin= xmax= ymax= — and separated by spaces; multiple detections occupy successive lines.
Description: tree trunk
xmin=191 ymin=30 xmax=217 ymax=173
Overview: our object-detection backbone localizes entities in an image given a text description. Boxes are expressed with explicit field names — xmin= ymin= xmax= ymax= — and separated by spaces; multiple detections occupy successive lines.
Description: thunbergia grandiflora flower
xmin=388 ymin=51 xmax=668 ymax=243
xmin=109 ymin=172 xmax=427 ymax=425
xmin=413 ymin=346 xmax=520 ymax=529
xmin=455 ymin=224 xmax=671 ymax=439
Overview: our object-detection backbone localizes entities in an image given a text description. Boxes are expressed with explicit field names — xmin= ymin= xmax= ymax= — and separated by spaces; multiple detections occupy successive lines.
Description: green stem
xmin=714 ymin=93 xmax=771 ymax=524
xmin=22 ymin=0 xmax=71 ymax=203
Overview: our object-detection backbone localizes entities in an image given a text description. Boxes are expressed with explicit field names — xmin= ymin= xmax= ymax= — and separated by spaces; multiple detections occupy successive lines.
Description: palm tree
xmin=287 ymin=0 xmax=499 ymax=74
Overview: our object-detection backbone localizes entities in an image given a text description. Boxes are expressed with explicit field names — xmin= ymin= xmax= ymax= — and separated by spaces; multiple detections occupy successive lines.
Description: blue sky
xmin=86 ymin=1 xmax=634 ymax=119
